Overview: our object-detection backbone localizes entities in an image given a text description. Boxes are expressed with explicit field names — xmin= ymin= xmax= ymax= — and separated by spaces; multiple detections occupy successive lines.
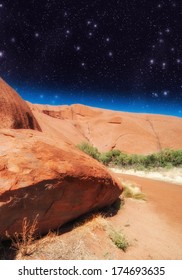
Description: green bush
xmin=76 ymin=142 xmax=100 ymax=160
xmin=76 ymin=142 xmax=182 ymax=169
xmin=99 ymin=153 xmax=112 ymax=165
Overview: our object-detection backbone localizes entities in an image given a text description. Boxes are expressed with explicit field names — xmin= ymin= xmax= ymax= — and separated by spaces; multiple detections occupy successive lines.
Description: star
xmin=165 ymin=28 xmax=170 ymax=33
xmin=0 ymin=0 xmax=181 ymax=117
xmin=152 ymin=92 xmax=158 ymax=98
xmin=11 ymin=38 xmax=16 ymax=43
xmin=162 ymin=62 xmax=166 ymax=69
xmin=75 ymin=46 xmax=81 ymax=51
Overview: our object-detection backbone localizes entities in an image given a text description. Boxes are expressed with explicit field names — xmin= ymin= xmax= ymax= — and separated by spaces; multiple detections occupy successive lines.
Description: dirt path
xmin=117 ymin=173 xmax=182 ymax=229
xmin=109 ymin=173 xmax=182 ymax=259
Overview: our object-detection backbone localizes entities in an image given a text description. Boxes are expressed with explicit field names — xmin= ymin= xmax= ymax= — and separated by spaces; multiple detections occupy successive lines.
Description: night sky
xmin=0 ymin=0 xmax=182 ymax=117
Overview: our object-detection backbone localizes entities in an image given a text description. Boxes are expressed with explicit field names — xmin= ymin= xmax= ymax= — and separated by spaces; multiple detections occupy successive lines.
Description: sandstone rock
xmin=0 ymin=129 xmax=122 ymax=238
xmin=0 ymin=78 xmax=41 ymax=131
xmin=28 ymin=103 xmax=182 ymax=155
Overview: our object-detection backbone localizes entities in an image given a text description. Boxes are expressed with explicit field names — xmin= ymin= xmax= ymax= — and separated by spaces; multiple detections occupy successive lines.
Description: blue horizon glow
xmin=14 ymin=85 xmax=182 ymax=118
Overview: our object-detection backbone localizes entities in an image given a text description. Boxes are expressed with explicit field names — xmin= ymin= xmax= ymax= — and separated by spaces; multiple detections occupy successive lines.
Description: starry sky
xmin=0 ymin=0 xmax=182 ymax=117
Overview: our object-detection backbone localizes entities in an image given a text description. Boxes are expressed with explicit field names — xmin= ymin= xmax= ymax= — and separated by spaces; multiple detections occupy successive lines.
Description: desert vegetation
xmin=0 ymin=211 xmax=129 ymax=260
xmin=77 ymin=142 xmax=182 ymax=169
xmin=122 ymin=182 xmax=146 ymax=200
xmin=5 ymin=215 xmax=39 ymax=257
xmin=109 ymin=228 xmax=128 ymax=252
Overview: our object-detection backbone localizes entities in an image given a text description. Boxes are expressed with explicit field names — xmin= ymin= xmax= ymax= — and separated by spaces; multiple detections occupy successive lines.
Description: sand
xmin=109 ymin=172 xmax=182 ymax=259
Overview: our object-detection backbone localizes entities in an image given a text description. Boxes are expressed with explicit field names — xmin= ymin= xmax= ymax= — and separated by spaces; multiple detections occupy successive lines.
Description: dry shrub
xmin=119 ymin=178 xmax=146 ymax=200
xmin=6 ymin=214 xmax=39 ymax=257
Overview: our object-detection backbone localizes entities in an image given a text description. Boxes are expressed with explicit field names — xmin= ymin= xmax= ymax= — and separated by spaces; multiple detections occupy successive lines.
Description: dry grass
xmin=14 ymin=212 xmax=129 ymax=260
xmin=74 ymin=213 xmax=108 ymax=231
xmin=119 ymin=179 xmax=146 ymax=200
xmin=6 ymin=214 xmax=39 ymax=257
xmin=24 ymin=213 xmax=107 ymax=260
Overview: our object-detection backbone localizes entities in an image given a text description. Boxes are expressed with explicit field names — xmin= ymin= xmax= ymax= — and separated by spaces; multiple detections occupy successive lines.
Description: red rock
xmin=0 ymin=79 xmax=182 ymax=239
xmin=0 ymin=78 xmax=41 ymax=131
xmin=0 ymin=129 xmax=122 ymax=238
xmin=29 ymin=103 xmax=182 ymax=155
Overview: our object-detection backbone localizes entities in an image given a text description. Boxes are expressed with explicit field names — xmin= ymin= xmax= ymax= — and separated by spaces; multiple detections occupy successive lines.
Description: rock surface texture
xmin=0 ymin=129 xmax=122 ymax=238
xmin=0 ymin=78 xmax=41 ymax=131
xmin=28 ymin=103 xmax=182 ymax=155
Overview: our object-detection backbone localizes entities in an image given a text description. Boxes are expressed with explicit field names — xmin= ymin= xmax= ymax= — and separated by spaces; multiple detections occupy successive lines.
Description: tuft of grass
xmin=6 ymin=214 xmax=39 ymax=257
xmin=109 ymin=229 xmax=128 ymax=252
xmin=123 ymin=186 xmax=146 ymax=200
xmin=121 ymin=181 xmax=146 ymax=200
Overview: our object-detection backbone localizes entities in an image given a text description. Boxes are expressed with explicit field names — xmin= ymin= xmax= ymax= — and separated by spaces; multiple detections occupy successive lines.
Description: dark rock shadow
xmin=57 ymin=198 xmax=125 ymax=235
xmin=101 ymin=197 xmax=125 ymax=218
xmin=0 ymin=240 xmax=17 ymax=260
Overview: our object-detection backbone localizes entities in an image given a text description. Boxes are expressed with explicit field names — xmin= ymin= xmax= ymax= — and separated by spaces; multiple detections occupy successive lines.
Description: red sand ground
xmin=110 ymin=173 xmax=182 ymax=259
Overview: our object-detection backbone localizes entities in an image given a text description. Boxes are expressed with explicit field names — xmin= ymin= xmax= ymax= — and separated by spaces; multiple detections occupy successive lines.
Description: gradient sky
xmin=0 ymin=0 xmax=182 ymax=117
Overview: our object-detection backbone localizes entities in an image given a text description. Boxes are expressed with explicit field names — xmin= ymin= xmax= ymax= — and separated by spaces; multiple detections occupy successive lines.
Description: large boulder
xmin=0 ymin=129 xmax=122 ymax=238
xmin=0 ymin=78 xmax=41 ymax=131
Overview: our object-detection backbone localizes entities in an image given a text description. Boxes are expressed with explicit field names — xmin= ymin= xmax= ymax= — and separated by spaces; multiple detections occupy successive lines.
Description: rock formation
xmin=29 ymin=103 xmax=182 ymax=155
xmin=0 ymin=78 xmax=41 ymax=131
xmin=0 ymin=129 xmax=122 ymax=238
xmin=1 ymin=78 xmax=182 ymax=238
